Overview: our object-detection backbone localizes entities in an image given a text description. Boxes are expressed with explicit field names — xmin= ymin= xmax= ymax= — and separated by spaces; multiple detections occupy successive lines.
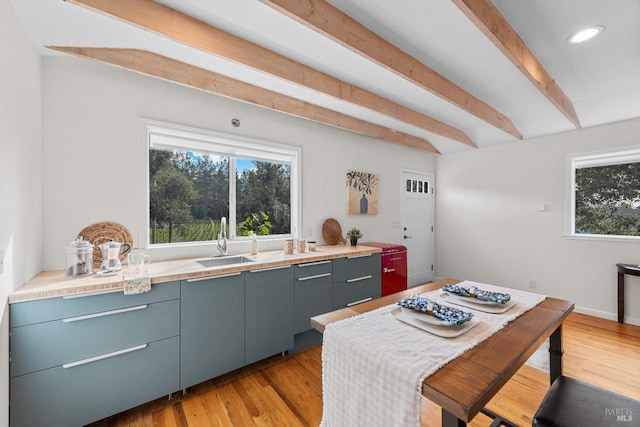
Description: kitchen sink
xmin=196 ymin=256 xmax=254 ymax=268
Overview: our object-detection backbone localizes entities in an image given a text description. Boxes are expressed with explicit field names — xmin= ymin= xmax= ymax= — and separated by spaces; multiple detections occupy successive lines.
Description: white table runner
xmin=320 ymin=281 xmax=547 ymax=427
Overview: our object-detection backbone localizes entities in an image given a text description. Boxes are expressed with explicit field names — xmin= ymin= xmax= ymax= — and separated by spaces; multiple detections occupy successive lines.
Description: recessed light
xmin=567 ymin=25 xmax=605 ymax=44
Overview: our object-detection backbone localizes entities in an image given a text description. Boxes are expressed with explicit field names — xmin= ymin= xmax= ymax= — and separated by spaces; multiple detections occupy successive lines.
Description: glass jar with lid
xmin=65 ymin=237 xmax=94 ymax=277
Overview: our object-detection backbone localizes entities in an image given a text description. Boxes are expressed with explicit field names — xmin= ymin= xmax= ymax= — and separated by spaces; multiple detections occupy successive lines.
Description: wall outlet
xmin=529 ymin=279 xmax=537 ymax=288
xmin=302 ymin=227 xmax=312 ymax=237
xmin=0 ymin=249 xmax=4 ymax=274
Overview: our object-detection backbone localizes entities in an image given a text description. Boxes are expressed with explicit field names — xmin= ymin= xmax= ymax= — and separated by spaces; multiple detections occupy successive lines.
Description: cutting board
xmin=322 ymin=218 xmax=347 ymax=245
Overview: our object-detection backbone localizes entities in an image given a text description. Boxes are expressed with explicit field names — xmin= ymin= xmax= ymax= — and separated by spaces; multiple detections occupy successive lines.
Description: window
xmin=568 ymin=148 xmax=640 ymax=239
xmin=143 ymin=120 xmax=300 ymax=247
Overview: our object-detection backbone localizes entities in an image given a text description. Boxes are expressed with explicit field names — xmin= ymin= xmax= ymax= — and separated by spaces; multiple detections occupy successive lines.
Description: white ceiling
xmin=11 ymin=0 xmax=640 ymax=154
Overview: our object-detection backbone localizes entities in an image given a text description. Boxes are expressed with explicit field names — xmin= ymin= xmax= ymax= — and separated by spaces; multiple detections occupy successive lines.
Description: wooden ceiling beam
xmin=452 ymin=0 xmax=581 ymax=128
xmin=64 ymin=0 xmax=472 ymax=148
xmin=260 ymin=0 xmax=522 ymax=139
xmin=48 ymin=47 xmax=440 ymax=154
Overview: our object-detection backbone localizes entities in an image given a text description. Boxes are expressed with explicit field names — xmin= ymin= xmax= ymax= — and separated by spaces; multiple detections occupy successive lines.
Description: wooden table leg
xmin=618 ymin=271 xmax=625 ymax=323
xmin=442 ymin=409 xmax=466 ymax=427
xmin=549 ymin=324 xmax=563 ymax=385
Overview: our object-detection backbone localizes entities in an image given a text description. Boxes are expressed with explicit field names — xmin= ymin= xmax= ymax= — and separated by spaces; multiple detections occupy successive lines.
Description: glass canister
xmin=66 ymin=237 xmax=94 ymax=277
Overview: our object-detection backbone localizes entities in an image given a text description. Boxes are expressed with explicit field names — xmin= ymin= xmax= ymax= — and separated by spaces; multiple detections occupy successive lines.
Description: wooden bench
xmin=533 ymin=376 xmax=639 ymax=426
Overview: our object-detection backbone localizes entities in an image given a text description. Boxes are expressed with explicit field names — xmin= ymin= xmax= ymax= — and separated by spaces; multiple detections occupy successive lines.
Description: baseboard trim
xmin=574 ymin=305 xmax=640 ymax=326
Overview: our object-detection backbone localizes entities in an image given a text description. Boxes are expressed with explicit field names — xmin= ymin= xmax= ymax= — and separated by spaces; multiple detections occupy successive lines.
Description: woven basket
xmin=77 ymin=222 xmax=134 ymax=268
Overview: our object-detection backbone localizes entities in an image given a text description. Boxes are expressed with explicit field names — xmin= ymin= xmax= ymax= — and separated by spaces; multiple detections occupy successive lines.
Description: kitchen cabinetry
xmin=9 ymin=247 xmax=382 ymax=425
xmin=294 ymin=260 xmax=333 ymax=334
xmin=180 ymin=273 xmax=245 ymax=390
xmin=333 ymin=253 xmax=382 ymax=308
xmin=9 ymin=281 xmax=180 ymax=427
xmin=292 ymin=260 xmax=333 ymax=351
xmin=245 ymin=265 xmax=294 ymax=365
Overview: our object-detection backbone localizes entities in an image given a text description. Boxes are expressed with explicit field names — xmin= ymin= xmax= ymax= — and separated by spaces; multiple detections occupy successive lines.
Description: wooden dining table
xmin=311 ymin=278 xmax=575 ymax=427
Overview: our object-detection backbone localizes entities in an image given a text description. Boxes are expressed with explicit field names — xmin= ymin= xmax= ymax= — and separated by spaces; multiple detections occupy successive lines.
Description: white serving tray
xmin=439 ymin=292 xmax=515 ymax=314
xmin=390 ymin=307 xmax=479 ymax=338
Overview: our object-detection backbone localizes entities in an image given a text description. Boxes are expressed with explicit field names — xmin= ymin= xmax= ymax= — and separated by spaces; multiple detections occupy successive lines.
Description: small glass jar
xmin=284 ymin=238 xmax=294 ymax=254
xmin=66 ymin=237 xmax=94 ymax=277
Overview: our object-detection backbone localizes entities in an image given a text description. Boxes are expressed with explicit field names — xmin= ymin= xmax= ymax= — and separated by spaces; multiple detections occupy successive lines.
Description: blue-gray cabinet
xmin=8 ymin=251 xmax=382 ymax=425
xmin=9 ymin=281 xmax=180 ymax=427
xmin=180 ymin=273 xmax=245 ymax=390
xmin=294 ymin=260 xmax=333 ymax=334
xmin=245 ymin=265 xmax=294 ymax=365
xmin=332 ymin=253 xmax=382 ymax=308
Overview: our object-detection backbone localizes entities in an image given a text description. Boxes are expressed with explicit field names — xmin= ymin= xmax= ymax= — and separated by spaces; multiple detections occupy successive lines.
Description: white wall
xmin=41 ymin=56 xmax=435 ymax=269
xmin=0 ymin=0 xmax=43 ymax=423
xmin=435 ymin=118 xmax=640 ymax=325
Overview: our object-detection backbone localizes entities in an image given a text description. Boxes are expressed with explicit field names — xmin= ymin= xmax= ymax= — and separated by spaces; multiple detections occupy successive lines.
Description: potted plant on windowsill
xmin=346 ymin=227 xmax=363 ymax=246
xmin=239 ymin=212 xmax=272 ymax=255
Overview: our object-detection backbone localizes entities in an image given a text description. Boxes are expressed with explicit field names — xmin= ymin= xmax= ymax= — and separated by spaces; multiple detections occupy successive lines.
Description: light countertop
xmin=9 ymin=245 xmax=382 ymax=303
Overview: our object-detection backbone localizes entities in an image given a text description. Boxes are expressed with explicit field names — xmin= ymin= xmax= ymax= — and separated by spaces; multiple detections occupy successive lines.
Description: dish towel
xmin=320 ymin=283 xmax=546 ymax=427
xmin=123 ymin=273 xmax=151 ymax=295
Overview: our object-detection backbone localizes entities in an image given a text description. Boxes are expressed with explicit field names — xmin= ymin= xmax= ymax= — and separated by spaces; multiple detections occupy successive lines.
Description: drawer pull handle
xmin=62 ymin=305 xmax=148 ymax=323
xmin=383 ymin=268 xmax=396 ymax=273
xmin=346 ymin=275 xmax=373 ymax=283
xmin=347 ymin=254 xmax=372 ymax=259
xmin=62 ymin=344 xmax=148 ymax=369
xmin=297 ymin=273 xmax=331 ymax=281
xmin=63 ymin=289 xmax=122 ymax=299
xmin=298 ymin=260 xmax=331 ymax=267
xmin=249 ymin=265 xmax=292 ymax=273
xmin=347 ymin=297 xmax=373 ymax=307
xmin=187 ymin=272 xmax=242 ymax=282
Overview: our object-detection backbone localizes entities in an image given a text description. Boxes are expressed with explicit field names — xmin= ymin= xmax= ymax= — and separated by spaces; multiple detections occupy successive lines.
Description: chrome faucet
xmin=217 ymin=217 xmax=228 ymax=256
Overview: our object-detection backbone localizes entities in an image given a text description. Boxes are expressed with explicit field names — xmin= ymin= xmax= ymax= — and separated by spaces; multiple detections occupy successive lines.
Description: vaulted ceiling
xmin=12 ymin=0 xmax=640 ymax=154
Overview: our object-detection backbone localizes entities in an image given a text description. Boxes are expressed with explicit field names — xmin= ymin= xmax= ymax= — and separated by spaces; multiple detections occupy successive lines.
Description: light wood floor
xmin=88 ymin=313 xmax=640 ymax=427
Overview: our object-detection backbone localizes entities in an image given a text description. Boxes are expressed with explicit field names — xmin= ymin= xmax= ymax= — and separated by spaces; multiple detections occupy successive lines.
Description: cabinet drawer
xmin=294 ymin=273 xmax=332 ymax=334
xmin=295 ymin=260 xmax=332 ymax=278
xmin=332 ymin=253 xmax=381 ymax=282
xmin=11 ymin=299 xmax=179 ymax=378
xmin=333 ymin=274 xmax=381 ymax=308
xmin=10 ymin=336 xmax=179 ymax=427
xmin=10 ymin=281 xmax=180 ymax=327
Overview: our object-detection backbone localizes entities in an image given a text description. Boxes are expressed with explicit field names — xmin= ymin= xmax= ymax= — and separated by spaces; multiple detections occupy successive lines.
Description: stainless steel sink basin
xmin=196 ymin=256 xmax=254 ymax=268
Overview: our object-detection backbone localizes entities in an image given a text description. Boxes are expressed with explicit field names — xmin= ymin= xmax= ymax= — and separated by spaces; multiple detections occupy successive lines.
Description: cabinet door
xmin=294 ymin=262 xmax=332 ymax=334
xmin=245 ymin=265 xmax=294 ymax=365
xmin=180 ymin=273 xmax=245 ymax=389
xmin=10 ymin=281 xmax=179 ymax=327
xmin=333 ymin=253 xmax=381 ymax=282
xmin=332 ymin=254 xmax=382 ymax=308
xmin=10 ymin=336 xmax=179 ymax=427
xmin=333 ymin=275 xmax=381 ymax=308
xmin=11 ymin=299 xmax=179 ymax=378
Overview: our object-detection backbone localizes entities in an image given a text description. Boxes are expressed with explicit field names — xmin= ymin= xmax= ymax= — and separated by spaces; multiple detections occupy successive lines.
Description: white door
xmin=401 ymin=170 xmax=434 ymax=286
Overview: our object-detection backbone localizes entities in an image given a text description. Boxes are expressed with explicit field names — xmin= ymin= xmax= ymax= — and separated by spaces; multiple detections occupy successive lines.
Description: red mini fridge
xmin=360 ymin=242 xmax=407 ymax=296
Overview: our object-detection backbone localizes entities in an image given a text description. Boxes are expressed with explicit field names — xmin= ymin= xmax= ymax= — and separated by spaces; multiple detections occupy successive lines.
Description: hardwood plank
xmin=209 ymin=382 xmax=256 ymax=426
xmin=452 ymin=0 xmax=581 ymax=128
xmin=48 ymin=46 xmax=439 ymax=154
xmin=151 ymin=405 xmax=179 ymax=427
xmin=63 ymin=0 xmax=472 ymax=148
xmin=237 ymin=373 xmax=306 ymax=426
xmin=88 ymin=312 xmax=640 ymax=426
xmin=261 ymin=359 xmax=323 ymax=424
xmin=260 ymin=0 xmax=522 ymax=139
xmin=180 ymin=393 xmax=216 ymax=427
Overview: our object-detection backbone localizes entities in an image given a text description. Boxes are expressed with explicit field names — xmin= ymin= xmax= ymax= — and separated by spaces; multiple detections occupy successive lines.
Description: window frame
xmin=140 ymin=119 xmax=301 ymax=250
xmin=566 ymin=146 xmax=640 ymax=241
